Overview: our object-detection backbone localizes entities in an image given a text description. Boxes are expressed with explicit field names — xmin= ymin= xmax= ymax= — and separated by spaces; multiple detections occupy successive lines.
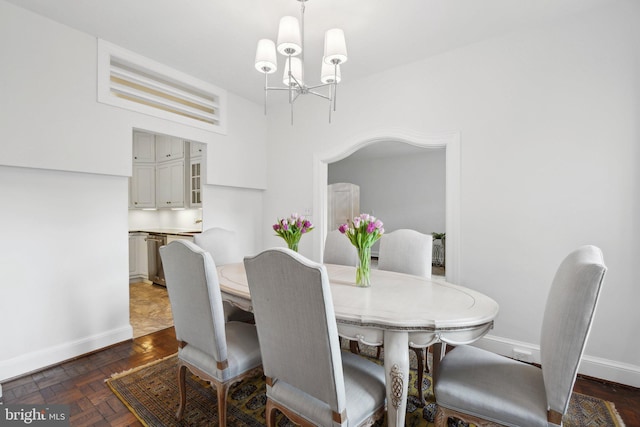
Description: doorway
xmin=327 ymin=142 xmax=446 ymax=275
xmin=313 ymin=129 xmax=460 ymax=284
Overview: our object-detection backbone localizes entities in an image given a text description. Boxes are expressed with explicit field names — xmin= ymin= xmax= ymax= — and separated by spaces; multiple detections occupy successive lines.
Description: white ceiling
xmin=8 ymin=0 xmax=615 ymax=104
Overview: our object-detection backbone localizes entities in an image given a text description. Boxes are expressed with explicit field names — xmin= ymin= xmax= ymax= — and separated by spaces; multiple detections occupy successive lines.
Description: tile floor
xmin=129 ymin=281 xmax=174 ymax=338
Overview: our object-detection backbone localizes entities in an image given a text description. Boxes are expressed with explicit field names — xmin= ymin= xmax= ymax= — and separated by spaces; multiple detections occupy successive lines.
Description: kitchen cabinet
xmin=189 ymin=159 xmax=203 ymax=207
xmin=190 ymin=141 xmax=205 ymax=159
xmin=129 ymin=232 xmax=149 ymax=282
xmin=133 ymin=131 xmax=155 ymax=163
xmin=156 ymin=160 xmax=186 ymax=208
xmin=189 ymin=142 xmax=205 ymax=208
xmin=166 ymin=234 xmax=194 ymax=244
xmin=130 ymin=164 xmax=156 ymax=208
xmin=156 ymin=135 xmax=185 ymax=163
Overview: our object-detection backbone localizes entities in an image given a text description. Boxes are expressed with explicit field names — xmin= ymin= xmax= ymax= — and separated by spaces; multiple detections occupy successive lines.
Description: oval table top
xmin=217 ymin=262 xmax=499 ymax=332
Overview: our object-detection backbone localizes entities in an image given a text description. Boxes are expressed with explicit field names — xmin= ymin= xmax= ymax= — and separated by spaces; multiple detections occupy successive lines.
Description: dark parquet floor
xmin=2 ymin=277 xmax=639 ymax=426
xmin=2 ymin=326 xmax=639 ymax=426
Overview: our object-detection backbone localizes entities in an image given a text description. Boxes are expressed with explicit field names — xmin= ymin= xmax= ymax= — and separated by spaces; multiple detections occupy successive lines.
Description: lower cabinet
xmin=166 ymin=234 xmax=194 ymax=244
xmin=129 ymin=232 xmax=149 ymax=282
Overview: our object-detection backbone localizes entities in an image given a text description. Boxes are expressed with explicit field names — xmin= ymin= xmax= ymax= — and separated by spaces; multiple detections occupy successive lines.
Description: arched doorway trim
xmin=313 ymin=128 xmax=461 ymax=284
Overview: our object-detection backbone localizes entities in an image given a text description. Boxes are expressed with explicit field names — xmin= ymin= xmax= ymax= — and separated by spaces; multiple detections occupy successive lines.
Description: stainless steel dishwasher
xmin=146 ymin=233 xmax=167 ymax=286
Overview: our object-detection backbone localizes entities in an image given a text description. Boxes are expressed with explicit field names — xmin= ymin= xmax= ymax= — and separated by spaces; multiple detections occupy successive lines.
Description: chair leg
xmin=412 ymin=347 xmax=425 ymax=406
xmin=349 ymin=339 xmax=360 ymax=354
xmin=425 ymin=346 xmax=431 ymax=373
xmin=434 ymin=405 xmax=448 ymax=427
xmin=216 ymin=382 xmax=230 ymax=427
xmin=176 ymin=363 xmax=188 ymax=420
xmin=266 ymin=398 xmax=278 ymax=427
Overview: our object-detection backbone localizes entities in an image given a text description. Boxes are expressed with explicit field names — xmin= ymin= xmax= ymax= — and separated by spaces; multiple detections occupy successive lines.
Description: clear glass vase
xmin=356 ymin=246 xmax=371 ymax=287
xmin=287 ymin=240 xmax=299 ymax=252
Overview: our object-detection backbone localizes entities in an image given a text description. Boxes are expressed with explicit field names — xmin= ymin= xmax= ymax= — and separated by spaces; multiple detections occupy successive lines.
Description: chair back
xmin=323 ymin=229 xmax=358 ymax=266
xmin=193 ymin=227 xmax=240 ymax=266
xmin=244 ymin=248 xmax=346 ymax=414
xmin=378 ymin=229 xmax=433 ymax=278
xmin=540 ymin=245 xmax=606 ymax=415
xmin=160 ymin=240 xmax=228 ymax=363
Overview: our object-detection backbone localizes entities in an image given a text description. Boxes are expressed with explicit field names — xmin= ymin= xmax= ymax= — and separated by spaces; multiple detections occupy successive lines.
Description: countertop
xmin=129 ymin=228 xmax=202 ymax=237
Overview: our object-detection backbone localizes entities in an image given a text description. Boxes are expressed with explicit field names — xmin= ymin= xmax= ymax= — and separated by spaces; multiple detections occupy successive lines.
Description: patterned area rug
xmin=106 ymin=350 xmax=625 ymax=427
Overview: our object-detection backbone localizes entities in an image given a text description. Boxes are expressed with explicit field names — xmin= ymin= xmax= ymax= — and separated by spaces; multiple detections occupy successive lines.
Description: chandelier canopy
xmin=254 ymin=0 xmax=348 ymax=124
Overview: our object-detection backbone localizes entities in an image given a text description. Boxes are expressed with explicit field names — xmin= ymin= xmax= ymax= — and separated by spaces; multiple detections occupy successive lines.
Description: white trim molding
xmin=0 ymin=325 xmax=132 ymax=384
xmin=313 ymin=128 xmax=461 ymax=284
xmin=474 ymin=334 xmax=640 ymax=388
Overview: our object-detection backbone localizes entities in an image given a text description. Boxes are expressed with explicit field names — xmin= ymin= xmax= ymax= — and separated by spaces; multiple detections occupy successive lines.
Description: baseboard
xmin=129 ymin=274 xmax=149 ymax=284
xmin=472 ymin=335 xmax=640 ymax=389
xmin=0 ymin=325 xmax=133 ymax=384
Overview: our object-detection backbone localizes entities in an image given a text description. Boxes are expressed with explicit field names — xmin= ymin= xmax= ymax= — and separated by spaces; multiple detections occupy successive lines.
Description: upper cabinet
xmin=189 ymin=142 xmax=205 ymax=208
xmin=156 ymin=135 xmax=185 ymax=162
xmin=190 ymin=141 xmax=205 ymax=159
xmin=130 ymin=163 xmax=156 ymax=208
xmin=156 ymin=160 xmax=186 ymax=208
xmin=130 ymin=132 xmax=205 ymax=210
xmin=132 ymin=131 xmax=156 ymax=163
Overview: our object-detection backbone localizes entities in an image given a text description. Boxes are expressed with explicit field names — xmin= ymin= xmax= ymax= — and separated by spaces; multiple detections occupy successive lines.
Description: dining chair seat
xmin=374 ymin=228 xmax=433 ymax=405
xmin=323 ymin=229 xmax=359 ymax=267
xmin=160 ymin=240 xmax=262 ymax=427
xmin=434 ymin=245 xmax=607 ymax=427
xmin=194 ymin=227 xmax=254 ymax=323
xmin=244 ymin=248 xmax=387 ymax=427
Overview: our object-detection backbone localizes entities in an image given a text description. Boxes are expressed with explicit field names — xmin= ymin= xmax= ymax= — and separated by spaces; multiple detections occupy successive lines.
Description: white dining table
xmin=216 ymin=262 xmax=499 ymax=427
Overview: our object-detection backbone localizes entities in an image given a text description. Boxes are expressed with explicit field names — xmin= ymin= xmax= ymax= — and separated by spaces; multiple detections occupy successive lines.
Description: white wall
xmin=0 ymin=0 xmax=266 ymax=383
xmin=264 ymin=1 xmax=640 ymax=386
xmin=328 ymin=149 xmax=446 ymax=235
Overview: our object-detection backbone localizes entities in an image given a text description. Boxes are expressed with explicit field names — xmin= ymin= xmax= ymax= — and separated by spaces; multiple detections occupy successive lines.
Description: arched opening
xmin=313 ymin=129 xmax=461 ymax=283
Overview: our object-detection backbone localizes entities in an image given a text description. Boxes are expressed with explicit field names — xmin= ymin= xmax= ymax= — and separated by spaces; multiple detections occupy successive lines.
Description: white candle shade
xmin=320 ymin=61 xmax=341 ymax=84
xmin=254 ymin=39 xmax=277 ymax=74
xmin=277 ymin=16 xmax=302 ymax=56
xmin=323 ymin=28 xmax=348 ymax=65
xmin=283 ymin=57 xmax=303 ymax=86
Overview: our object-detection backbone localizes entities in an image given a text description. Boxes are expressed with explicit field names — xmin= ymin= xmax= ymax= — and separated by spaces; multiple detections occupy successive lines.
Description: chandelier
xmin=254 ymin=0 xmax=348 ymax=124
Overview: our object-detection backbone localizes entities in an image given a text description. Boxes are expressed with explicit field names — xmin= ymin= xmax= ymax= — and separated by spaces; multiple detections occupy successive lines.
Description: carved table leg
xmin=431 ymin=342 xmax=446 ymax=379
xmin=383 ymin=330 xmax=409 ymax=427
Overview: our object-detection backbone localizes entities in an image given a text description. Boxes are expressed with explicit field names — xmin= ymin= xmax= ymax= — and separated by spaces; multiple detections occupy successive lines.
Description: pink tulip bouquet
xmin=339 ymin=213 xmax=384 ymax=287
xmin=273 ymin=213 xmax=314 ymax=252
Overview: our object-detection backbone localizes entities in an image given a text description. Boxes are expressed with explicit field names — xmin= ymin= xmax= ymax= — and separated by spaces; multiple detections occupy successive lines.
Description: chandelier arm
xmin=265 ymin=87 xmax=292 ymax=91
xmin=333 ymin=63 xmax=338 ymax=111
xmin=264 ymin=72 xmax=268 ymax=115
xmin=329 ymin=83 xmax=332 ymax=123
xmin=306 ymin=82 xmax=333 ymax=90
xmin=306 ymin=90 xmax=331 ymax=100
xmin=287 ymin=72 xmax=303 ymax=89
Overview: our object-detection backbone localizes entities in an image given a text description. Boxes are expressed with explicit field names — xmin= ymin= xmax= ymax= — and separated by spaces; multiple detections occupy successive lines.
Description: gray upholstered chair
xmin=377 ymin=228 xmax=433 ymax=278
xmin=323 ymin=229 xmax=359 ymax=266
xmin=160 ymin=240 xmax=262 ymax=427
xmin=434 ymin=245 xmax=607 ymax=427
xmin=193 ymin=227 xmax=254 ymax=323
xmin=244 ymin=248 xmax=387 ymax=427
xmin=377 ymin=228 xmax=433 ymax=404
